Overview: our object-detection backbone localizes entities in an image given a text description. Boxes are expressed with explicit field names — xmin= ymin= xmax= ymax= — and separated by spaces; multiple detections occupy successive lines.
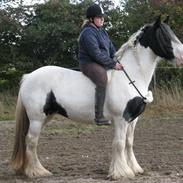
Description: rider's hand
xmin=114 ymin=62 xmax=123 ymax=70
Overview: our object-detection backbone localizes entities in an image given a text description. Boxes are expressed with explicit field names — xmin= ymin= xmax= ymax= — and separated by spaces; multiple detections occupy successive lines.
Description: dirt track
xmin=1 ymin=114 xmax=183 ymax=183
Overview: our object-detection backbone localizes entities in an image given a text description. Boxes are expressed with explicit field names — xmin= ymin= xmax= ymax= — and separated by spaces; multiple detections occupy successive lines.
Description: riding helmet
xmin=86 ymin=4 xmax=105 ymax=19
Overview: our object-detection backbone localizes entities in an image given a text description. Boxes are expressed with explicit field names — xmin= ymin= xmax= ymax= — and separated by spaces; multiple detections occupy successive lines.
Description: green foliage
xmin=155 ymin=67 xmax=183 ymax=88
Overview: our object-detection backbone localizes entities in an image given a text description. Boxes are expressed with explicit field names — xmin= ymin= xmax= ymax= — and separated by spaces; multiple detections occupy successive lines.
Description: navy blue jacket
xmin=79 ymin=24 xmax=116 ymax=69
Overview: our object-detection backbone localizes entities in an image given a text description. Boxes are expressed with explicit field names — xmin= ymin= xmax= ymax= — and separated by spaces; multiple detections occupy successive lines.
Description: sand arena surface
xmin=1 ymin=115 xmax=183 ymax=183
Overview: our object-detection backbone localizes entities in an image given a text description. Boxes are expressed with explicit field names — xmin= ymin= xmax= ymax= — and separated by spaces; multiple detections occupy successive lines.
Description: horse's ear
xmin=164 ymin=16 xmax=169 ymax=24
xmin=154 ymin=15 xmax=161 ymax=29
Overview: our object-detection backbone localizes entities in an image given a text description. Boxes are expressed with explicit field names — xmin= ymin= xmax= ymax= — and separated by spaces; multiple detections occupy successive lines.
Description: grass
xmin=0 ymin=91 xmax=17 ymax=121
xmin=0 ymin=85 xmax=183 ymax=121
xmin=143 ymin=85 xmax=183 ymax=118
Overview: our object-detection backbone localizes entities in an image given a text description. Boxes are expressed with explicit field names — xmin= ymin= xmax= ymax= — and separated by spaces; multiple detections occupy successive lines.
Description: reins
xmin=117 ymin=61 xmax=146 ymax=100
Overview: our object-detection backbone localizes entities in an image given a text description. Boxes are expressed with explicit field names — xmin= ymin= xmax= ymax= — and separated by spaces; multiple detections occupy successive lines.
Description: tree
xmin=0 ymin=6 xmax=22 ymax=89
xmin=17 ymin=0 xmax=85 ymax=69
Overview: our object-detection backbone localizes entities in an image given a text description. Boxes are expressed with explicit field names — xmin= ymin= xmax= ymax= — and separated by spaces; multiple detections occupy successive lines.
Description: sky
xmin=22 ymin=0 xmax=46 ymax=6
xmin=1 ymin=0 xmax=121 ymax=9
xmin=21 ymin=0 xmax=121 ymax=6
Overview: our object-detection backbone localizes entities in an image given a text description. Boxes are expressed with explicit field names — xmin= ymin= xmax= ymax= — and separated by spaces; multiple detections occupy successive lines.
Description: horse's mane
xmin=115 ymin=28 xmax=145 ymax=61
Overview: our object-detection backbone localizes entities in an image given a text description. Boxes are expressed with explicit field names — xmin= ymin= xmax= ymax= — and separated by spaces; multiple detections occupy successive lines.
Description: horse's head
xmin=137 ymin=16 xmax=183 ymax=66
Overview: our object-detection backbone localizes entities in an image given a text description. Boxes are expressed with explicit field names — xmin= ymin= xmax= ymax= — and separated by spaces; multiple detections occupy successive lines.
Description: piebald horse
xmin=11 ymin=17 xmax=183 ymax=179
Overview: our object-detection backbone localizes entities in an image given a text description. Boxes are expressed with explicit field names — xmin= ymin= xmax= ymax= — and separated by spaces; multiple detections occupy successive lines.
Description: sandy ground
xmin=1 ymin=114 xmax=183 ymax=183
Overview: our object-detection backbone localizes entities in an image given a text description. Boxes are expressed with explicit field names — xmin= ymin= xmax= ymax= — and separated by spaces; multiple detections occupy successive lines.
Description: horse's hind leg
xmin=24 ymin=119 xmax=52 ymax=178
xmin=126 ymin=118 xmax=144 ymax=175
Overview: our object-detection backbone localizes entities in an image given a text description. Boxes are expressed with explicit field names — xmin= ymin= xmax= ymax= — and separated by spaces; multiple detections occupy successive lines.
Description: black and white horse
xmin=11 ymin=17 xmax=183 ymax=179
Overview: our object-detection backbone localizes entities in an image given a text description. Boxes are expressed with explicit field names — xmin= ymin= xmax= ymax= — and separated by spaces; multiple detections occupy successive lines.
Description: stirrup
xmin=95 ymin=117 xmax=112 ymax=126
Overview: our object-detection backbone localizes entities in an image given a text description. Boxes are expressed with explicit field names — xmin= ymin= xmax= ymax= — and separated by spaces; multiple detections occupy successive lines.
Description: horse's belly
xmin=58 ymin=91 xmax=95 ymax=123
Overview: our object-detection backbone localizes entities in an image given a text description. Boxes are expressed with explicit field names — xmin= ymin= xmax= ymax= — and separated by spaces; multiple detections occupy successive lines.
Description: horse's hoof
xmin=108 ymin=170 xmax=135 ymax=180
xmin=25 ymin=167 xmax=52 ymax=178
xmin=132 ymin=166 xmax=144 ymax=175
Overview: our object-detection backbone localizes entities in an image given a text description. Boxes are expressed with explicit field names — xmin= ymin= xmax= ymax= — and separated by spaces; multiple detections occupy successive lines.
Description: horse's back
xmin=21 ymin=66 xmax=88 ymax=90
xmin=22 ymin=66 xmax=80 ymax=82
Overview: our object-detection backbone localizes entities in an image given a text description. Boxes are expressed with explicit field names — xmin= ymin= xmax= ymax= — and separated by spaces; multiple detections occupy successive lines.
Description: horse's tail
xmin=11 ymin=90 xmax=30 ymax=173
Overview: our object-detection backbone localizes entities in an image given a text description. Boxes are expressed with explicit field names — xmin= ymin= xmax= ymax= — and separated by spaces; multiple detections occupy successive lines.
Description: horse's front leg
xmin=126 ymin=118 xmax=144 ymax=175
xmin=108 ymin=117 xmax=135 ymax=180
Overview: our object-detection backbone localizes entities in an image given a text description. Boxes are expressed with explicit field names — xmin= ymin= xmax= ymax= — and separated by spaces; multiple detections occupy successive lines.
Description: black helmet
xmin=86 ymin=4 xmax=105 ymax=19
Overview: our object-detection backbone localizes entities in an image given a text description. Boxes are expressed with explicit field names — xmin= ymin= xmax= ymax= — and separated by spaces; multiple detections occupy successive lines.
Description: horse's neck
xmin=120 ymin=45 xmax=157 ymax=89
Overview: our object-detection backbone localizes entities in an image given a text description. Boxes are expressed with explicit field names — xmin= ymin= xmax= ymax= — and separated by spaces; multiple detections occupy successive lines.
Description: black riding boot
xmin=95 ymin=86 xmax=111 ymax=126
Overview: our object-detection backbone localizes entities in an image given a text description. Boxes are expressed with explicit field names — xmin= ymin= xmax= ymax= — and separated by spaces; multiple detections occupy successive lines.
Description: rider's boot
xmin=94 ymin=86 xmax=111 ymax=126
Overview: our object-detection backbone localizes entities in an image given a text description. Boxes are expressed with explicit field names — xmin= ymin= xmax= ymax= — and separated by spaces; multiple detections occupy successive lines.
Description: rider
xmin=78 ymin=4 xmax=123 ymax=126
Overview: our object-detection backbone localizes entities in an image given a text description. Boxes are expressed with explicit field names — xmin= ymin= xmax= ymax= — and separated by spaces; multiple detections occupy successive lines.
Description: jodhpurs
xmin=80 ymin=63 xmax=107 ymax=88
